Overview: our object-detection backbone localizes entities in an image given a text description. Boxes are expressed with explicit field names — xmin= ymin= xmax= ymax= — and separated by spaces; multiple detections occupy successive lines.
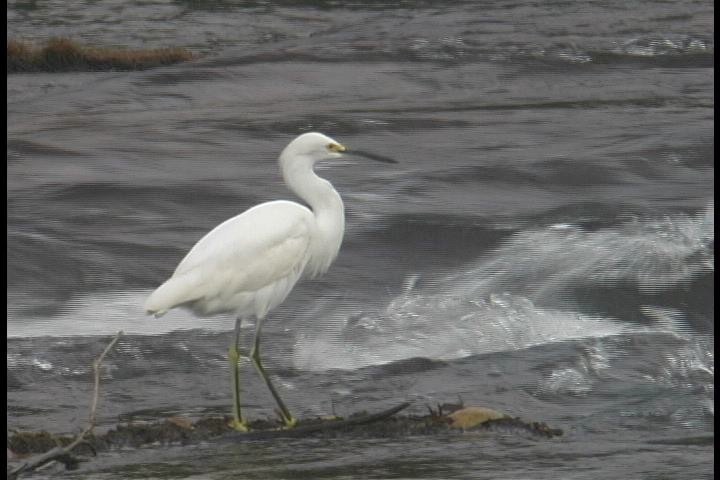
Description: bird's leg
xmin=250 ymin=331 xmax=298 ymax=428
xmin=228 ymin=317 xmax=249 ymax=432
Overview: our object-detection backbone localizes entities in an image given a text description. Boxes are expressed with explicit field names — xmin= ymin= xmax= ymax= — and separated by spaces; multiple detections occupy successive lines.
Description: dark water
xmin=7 ymin=0 xmax=714 ymax=478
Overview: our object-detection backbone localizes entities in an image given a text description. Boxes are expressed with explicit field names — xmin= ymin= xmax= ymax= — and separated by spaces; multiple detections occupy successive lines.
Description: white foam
xmin=292 ymin=206 xmax=714 ymax=371
xmin=445 ymin=204 xmax=714 ymax=299
xmin=6 ymin=290 xmax=234 ymax=338
xmin=292 ymin=291 xmax=630 ymax=371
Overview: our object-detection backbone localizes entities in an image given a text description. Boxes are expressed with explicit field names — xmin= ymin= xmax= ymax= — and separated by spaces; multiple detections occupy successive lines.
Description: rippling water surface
xmin=7 ymin=0 xmax=713 ymax=478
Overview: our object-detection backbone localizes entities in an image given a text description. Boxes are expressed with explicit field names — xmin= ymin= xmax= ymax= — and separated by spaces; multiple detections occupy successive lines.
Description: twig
xmin=8 ymin=331 xmax=123 ymax=479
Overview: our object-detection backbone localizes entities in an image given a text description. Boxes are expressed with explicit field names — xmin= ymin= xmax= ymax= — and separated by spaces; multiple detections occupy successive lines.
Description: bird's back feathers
xmin=144 ymin=200 xmax=315 ymax=318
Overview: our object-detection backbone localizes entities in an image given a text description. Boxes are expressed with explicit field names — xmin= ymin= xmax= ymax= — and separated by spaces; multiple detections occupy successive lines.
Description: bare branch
xmin=8 ymin=331 xmax=124 ymax=479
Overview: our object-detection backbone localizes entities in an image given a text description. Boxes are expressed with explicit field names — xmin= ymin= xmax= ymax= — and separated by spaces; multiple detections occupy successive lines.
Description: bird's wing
xmin=172 ymin=200 xmax=315 ymax=292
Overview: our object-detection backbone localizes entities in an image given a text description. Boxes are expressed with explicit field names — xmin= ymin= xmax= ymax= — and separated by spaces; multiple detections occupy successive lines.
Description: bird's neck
xmin=281 ymin=155 xmax=345 ymax=274
xmin=281 ymin=155 xmax=342 ymax=215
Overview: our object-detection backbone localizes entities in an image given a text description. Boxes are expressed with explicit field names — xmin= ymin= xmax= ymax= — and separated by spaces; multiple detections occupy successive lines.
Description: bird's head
xmin=280 ymin=132 xmax=398 ymax=168
xmin=282 ymin=132 xmax=347 ymax=164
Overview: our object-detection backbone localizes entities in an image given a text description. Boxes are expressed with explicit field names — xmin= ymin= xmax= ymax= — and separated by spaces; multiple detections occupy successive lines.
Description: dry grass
xmin=7 ymin=37 xmax=196 ymax=73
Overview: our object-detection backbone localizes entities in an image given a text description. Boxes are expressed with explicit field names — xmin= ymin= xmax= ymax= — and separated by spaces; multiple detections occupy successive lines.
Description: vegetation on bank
xmin=7 ymin=37 xmax=196 ymax=73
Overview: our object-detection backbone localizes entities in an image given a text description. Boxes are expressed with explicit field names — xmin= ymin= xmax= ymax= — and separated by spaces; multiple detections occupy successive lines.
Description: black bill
xmin=349 ymin=149 xmax=398 ymax=164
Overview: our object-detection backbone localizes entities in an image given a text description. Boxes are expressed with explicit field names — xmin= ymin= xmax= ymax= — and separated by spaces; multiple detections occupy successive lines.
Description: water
xmin=7 ymin=0 xmax=714 ymax=478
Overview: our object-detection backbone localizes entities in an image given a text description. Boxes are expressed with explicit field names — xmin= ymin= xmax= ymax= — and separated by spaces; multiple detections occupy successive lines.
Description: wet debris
xmin=7 ymin=402 xmax=562 ymax=457
xmin=8 ymin=406 xmax=562 ymax=477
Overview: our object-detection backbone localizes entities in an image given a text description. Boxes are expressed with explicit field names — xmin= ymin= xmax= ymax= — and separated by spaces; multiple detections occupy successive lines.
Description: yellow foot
xmin=282 ymin=416 xmax=298 ymax=429
xmin=229 ymin=418 xmax=250 ymax=432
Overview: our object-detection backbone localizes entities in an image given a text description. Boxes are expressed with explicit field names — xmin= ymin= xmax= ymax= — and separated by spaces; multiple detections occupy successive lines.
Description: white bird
xmin=144 ymin=132 xmax=396 ymax=431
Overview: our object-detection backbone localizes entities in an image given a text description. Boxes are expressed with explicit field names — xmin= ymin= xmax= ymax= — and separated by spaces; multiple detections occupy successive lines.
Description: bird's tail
xmin=144 ymin=273 xmax=201 ymax=317
xmin=144 ymin=289 xmax=169 ymax=317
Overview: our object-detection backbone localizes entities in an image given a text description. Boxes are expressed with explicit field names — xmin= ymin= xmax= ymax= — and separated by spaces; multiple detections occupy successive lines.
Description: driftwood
xmin=220 ymin=402 xmax=413 ymax=441
xmin=8 ymin=401 xmax=562 ymax=462
xmin=8 ymin=331 xmax=123 ymax=479
xmin=219 ymin=402 xmax=562 ymax=442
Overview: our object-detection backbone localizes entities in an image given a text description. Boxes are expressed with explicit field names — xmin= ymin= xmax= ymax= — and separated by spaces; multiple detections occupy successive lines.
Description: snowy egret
xmin=144 ymin=132 xmax=396 ymax=431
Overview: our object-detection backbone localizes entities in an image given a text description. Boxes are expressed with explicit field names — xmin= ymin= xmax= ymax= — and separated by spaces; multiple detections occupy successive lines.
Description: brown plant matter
xmin=7 ymin=38 xmax=195 ymax=73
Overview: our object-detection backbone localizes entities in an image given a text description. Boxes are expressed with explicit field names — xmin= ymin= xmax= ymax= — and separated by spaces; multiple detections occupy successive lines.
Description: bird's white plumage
xmin=144 ymin=132 xmax=346 ymax=321
xmin=145 ymin=201 xmax=315 ymax=318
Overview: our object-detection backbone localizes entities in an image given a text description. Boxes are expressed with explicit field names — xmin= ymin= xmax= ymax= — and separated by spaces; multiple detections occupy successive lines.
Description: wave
xmin=6 ymin=290 xmax=234 ymax=339
xmin=447 ymin=204 xmax=713 ymax=297
xmin=292 ymin=206 xmax=713 ymax=370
